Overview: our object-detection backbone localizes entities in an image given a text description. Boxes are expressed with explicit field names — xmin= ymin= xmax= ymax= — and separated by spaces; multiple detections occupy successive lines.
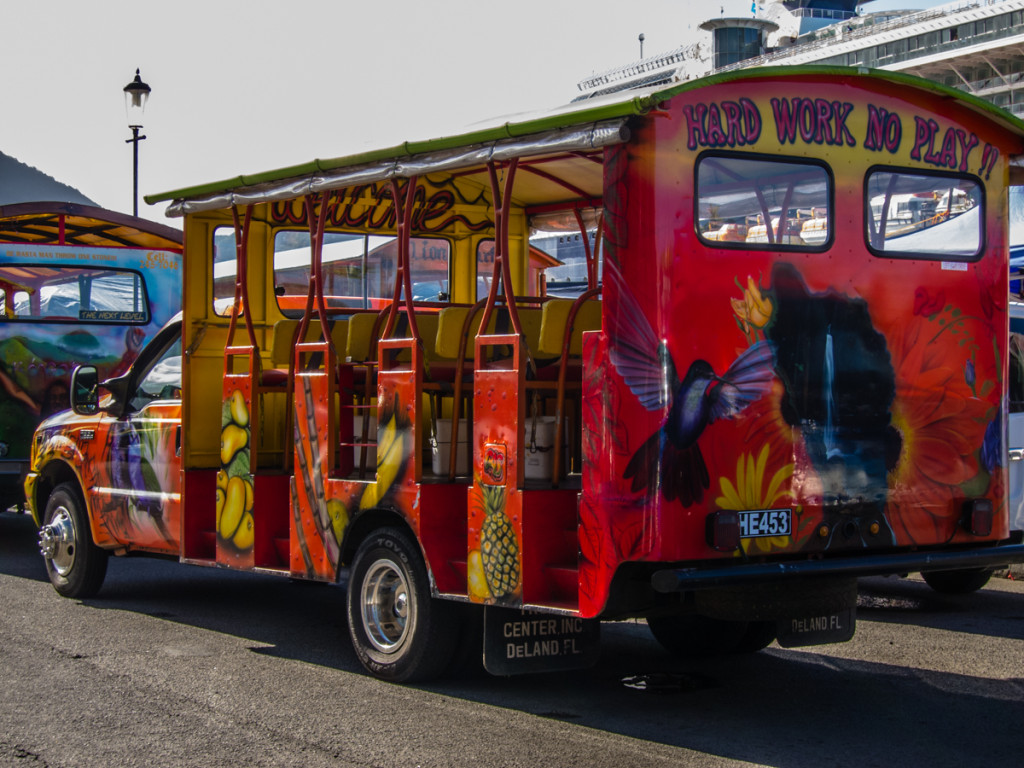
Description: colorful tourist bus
xmin=26 ymin=67 xmax=1024 ymax=681
xmin=0 ymin=202 xmax=181 ymax=511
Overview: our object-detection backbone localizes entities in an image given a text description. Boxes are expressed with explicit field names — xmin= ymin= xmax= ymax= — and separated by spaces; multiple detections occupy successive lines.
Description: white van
xmin=1009 ymin=300 xmax=1024 ymax=532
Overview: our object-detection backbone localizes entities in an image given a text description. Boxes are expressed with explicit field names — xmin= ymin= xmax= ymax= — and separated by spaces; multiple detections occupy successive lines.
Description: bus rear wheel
xmin=648 ymin=614 xmax=745 ymax=657
xmin=647 ymin=614 xmax=777 ymax=656
xmin=346 ymin=527 xmax=457 ymax=682
xmin=922 ymin=568 xmax=993 ymax=594
xmin=38 ymin=483 xmax=108 ymax=599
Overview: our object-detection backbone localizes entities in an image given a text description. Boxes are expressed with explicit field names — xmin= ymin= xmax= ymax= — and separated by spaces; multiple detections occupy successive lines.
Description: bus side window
xmin=13 ymin=290 xmax=32 ymax=317
xmin=212 ymin=227 xmax=237 ymax=316
xmin=269 ymin=231 xmax=451 ymax=314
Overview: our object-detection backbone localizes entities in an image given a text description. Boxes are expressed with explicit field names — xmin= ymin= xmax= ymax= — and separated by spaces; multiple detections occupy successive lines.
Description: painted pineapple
xmin=480 ymin=484 xmax=519 ymax=598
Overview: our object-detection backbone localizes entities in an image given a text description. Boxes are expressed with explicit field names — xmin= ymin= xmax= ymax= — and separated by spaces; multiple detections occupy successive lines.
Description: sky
xmin=2 ymin=0 xmax=940 ymax=225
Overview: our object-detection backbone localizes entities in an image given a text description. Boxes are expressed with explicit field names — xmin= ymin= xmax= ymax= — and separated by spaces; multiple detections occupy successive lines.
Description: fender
xmin=27 ymin=432 xmax=91 ymax=532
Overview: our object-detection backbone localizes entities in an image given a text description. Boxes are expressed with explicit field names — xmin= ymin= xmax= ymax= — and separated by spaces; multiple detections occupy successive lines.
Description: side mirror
xmin=70 ymin=365 xmax=100 ymax=415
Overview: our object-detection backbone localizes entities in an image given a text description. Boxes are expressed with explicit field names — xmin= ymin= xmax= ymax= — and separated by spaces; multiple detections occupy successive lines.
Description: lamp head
xmin=123 ymin=68 xmax=151 ymax=129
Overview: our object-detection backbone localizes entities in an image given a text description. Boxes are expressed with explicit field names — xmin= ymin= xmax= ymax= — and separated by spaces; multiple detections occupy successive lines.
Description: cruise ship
xmin=575 ymin=1 xmax=1024 ymax=118
xmin=541 ymin=1 xmax=1024 ymax=288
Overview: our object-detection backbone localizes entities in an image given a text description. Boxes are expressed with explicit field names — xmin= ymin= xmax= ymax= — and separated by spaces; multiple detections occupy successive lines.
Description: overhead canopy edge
xmin=161 ymin=119 xmax=630 ymax=218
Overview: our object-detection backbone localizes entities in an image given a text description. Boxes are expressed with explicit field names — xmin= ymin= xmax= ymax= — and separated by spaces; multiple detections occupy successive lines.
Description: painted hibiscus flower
xmin=886 ymin=318 xmax=989 ymax=544
xmin=741 ymin=379 xmax=795 ymax=465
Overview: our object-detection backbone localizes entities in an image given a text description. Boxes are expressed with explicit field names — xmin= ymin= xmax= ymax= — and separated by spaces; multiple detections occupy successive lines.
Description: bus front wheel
xmin=346 ymin=527 xmax=457 ymax=682
xmin=38 ymin=483 xmax=108 ymax=599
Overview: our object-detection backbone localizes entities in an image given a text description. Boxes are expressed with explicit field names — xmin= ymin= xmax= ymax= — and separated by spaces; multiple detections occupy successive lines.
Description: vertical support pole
xmin=381 ymin=176 xmax=421 ymax=342
xmin=478 ymin=160 xmax=522 ymax=336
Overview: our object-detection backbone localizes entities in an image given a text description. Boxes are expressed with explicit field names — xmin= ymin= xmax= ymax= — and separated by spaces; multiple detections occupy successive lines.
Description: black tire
xmin=647 ymin=613 xmax=749 ymax=657
xmin=39 ymin=483 xmax=108 ymax=598
xmin=734 ymin=620 xmax=777 ymax=653
xmin=346 ymin=527 xmax=458 ymax=682
xmin=922 ymin=568 xmax=993 ymax=595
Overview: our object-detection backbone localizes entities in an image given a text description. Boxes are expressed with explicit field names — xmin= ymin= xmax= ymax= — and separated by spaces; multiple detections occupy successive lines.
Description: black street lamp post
xmin=123 ymin=69 xmax=151 ymax=217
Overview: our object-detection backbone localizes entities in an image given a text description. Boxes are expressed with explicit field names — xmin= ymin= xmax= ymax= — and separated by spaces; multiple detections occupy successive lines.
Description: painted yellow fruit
xmin=467 ymin=549 xmax=491 ymax=600
xmin=220 ymin=423 xmax=248 ymax=466
xmin=228 ymin=389 xmax=249 ymax=428
xmin=480 ymin=484 xmax=519 ymax=598
xmin=216 ymin=469 xmax=228 ymax=492
xmin=217 ymin=476 xmax=244 ymax=541
xmin=327 ymin=498 xmax=349 ymax=544
xmin=232 ymin=510 xmax=255 ymax=551
xmin=359 ymin=484 xmax=379 ymax=512
xmin=240 ymin=477 xmax=254 ymax=511
xmin=376 ymin=414 xmax=396 ymax=462
xmin=215 ymin=487 xmax=226 ymax=521
xmin=218 ymin=475 xmax=254 ymax=548
xmin=359 ymin=415 xmax=402 ymax=511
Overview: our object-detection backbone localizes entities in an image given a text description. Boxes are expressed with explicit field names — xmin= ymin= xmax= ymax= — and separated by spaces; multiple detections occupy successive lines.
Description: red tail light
xmin=706 ymin=510 xmax=741 ymax=552
xmin=962 ymin=499 xmax=993 ymax=537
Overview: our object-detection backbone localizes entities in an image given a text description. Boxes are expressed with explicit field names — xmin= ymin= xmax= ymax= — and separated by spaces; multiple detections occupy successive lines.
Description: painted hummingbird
xmin=608 ymin=278 xmax=776 ymax=506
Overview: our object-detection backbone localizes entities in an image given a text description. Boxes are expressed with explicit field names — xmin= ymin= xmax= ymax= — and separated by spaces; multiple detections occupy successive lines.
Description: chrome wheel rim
xmin=39 ymin=506 xmax=77 ymax=577
xmin=360 ymin=557 xmax=411 ymax=653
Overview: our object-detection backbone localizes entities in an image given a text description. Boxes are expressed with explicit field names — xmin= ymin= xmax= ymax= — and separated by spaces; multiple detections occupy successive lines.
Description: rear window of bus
xmin=864 ymin=168 xmax=983 ymax=261
xmin=696 ymin=153 xmax=832 ymax=251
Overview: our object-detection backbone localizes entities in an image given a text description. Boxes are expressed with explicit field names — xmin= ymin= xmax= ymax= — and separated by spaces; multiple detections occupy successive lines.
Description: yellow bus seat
xmin=262 ymin=317 xmax=349 ymax=387
xmin=515 ymin=305 xmax=545 ymax=358
xmin=431 ymin=304 xmax=503 ymax=382
xmin=435 ymin=306 xmax=479 ymax=360
xmin=345 ymin=311 xmax=381 ymax=363
xmin=387 ymin=311 xmax=441 ymax=363
xmin=537 ymin=298 xmax=602 ymax=358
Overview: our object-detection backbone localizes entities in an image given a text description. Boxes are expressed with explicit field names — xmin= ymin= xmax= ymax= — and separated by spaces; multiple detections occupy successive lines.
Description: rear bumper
xmin=0 ymin=460 xmax=27 ymax=481
xmin=652 ymin=533 xmax=1024 ymax=593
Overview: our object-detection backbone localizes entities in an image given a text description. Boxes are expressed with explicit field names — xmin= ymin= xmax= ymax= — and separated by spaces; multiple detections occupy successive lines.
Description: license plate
xmin=776 ymin=608 xmax=856 ymax=648
xmin=738 ymin=508 xmax=791 ymax=538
